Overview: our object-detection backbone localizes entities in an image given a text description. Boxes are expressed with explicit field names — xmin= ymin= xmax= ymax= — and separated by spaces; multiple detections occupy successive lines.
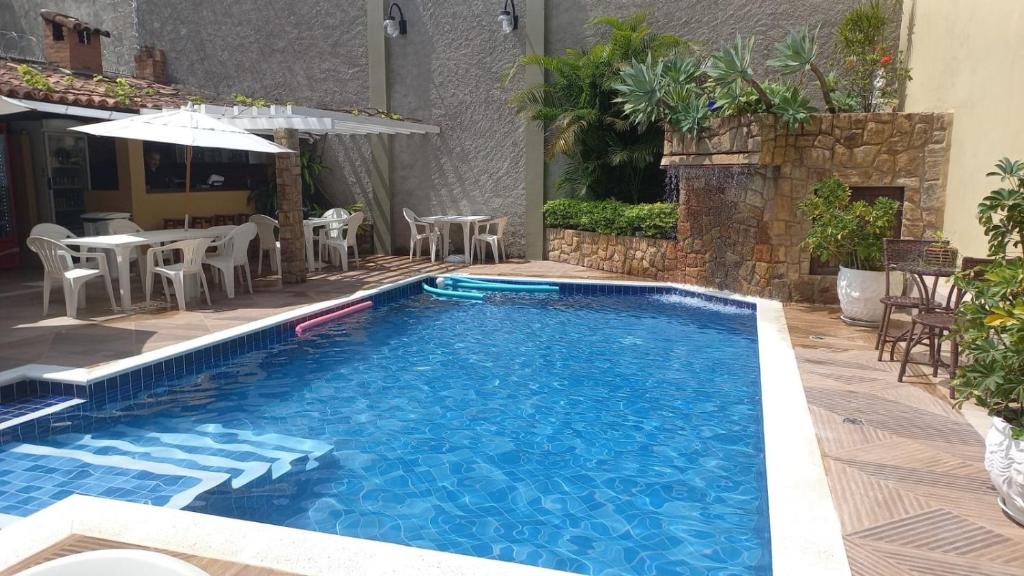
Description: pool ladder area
xmin=0 ymin=424 xmax=333 ymax=520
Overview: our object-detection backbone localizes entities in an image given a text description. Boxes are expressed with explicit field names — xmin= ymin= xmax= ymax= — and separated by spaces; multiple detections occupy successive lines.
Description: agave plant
xmin=666 ymin=94 xmax=711 ymax=137
xmin=767 ymin=84 xmax=818 ymax=130
xmin=705 ymin=35 xmax=774 ymax=111
xmin=614 ymin=53 xmax=703 ymax=134
xmin=767 ymin=26 xmax=836 ymax=113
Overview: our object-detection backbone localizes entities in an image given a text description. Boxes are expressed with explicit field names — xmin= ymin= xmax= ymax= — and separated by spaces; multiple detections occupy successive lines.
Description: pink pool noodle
xmin=295 ymin=301 xmax=373 ymax=338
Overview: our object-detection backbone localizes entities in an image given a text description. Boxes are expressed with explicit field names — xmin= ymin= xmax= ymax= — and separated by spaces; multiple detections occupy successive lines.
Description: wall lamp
xmin=384 ymin=2 xmax=407 ymax=38
xmin=498 ymin=0 xmax=518 ymax=33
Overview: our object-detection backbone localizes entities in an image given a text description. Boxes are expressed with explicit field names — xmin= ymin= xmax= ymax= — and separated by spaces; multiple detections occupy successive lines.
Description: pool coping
xmin=0 ymin=273 xmax=851 ymax=575
xmin=0 ymin=495 xmax=568 ymax=575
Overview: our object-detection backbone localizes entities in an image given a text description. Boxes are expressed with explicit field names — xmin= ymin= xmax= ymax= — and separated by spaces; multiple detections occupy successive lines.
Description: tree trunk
xmin=274 ymin=128 xmax=305 ymax=284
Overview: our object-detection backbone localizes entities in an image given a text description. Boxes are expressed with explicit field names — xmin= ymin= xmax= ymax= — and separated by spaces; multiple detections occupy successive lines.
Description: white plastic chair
xmin=26 ymin=236 xmax=117 ymax=318
xmin=472 ymin=216 xmax=508 ymax=264
xmin=403 ymin=208 xmax=439 ymax=262
xmin=249 ymin=214 xmax=281 ymax=275
xmin=318 ymin=208 xmax=351 ymax=261
xmin=145 ymin=238 xmax=212 ymax=311
xmin=106 ymin=219 xmax=145 ymax=278
xmin=204 ymin=225 xmax=238 ymax=259
xmin=30 ymin=223 xmax=77 ymax=241
xmin=204 ymin=222 xmax=257 ymax=298
xmin=323 ymin=211 xmax=363 ymax=271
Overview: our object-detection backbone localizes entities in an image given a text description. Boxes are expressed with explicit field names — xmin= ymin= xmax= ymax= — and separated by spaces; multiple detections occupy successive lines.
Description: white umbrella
xmin=70 ymin=108 xmax=295 ymax=228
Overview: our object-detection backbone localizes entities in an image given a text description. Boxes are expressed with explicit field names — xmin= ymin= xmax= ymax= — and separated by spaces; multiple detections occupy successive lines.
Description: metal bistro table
xmin=63 ymin=228 xmax=227 ymax=311
xmin=893 ymin=261 xmax=958 ymax=370
xmin=420 ymin=215 xmax=489 ymax=265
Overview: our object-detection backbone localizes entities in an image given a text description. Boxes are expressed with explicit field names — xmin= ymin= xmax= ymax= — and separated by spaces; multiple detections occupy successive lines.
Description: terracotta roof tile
xmin=0 ymin=59 xmax=205 ymax=112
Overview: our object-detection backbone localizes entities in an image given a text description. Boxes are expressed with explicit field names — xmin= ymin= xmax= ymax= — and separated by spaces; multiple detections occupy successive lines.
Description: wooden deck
xmin=0 ymin=535 xmax=296 ymax=576
xmin=785 ymin=303 xmax=1024 ymax=576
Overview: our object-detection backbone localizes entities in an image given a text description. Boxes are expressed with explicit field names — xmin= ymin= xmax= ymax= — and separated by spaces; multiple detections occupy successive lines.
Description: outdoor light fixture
xmin=384 ymin=2 xmax=407 ymax=38
xmin=498 ymin=0 xmax=518 ymax=33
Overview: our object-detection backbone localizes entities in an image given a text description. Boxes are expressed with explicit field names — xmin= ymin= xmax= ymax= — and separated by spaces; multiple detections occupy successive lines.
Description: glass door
xmin=44 ymin=132 xmax=90 ymax=234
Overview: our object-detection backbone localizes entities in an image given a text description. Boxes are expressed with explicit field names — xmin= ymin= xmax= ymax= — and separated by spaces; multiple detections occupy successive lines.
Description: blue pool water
xmin=0 ymin=287 xmax=769 ymax=575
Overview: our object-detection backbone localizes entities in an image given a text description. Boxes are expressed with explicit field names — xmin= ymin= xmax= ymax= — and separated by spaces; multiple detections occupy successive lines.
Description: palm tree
xmin=505 ymin=13 xmax=686 ymax=203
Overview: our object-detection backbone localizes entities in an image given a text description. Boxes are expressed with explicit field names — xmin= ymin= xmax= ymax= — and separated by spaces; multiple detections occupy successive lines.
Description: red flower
xmin=880 ymin=55 xmax=893 ymax=66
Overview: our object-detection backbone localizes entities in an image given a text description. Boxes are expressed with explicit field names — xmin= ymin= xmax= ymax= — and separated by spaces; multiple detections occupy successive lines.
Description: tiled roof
xmin=39 ymin=10 xmax=112 ymax=37
xmin=0 ymin=59 xmax=196 ymax=112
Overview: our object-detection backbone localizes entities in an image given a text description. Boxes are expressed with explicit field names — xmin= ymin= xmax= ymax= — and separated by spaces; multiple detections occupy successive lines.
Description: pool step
xmin=0 ymin=443 xmax=230 ymax=518
xmin=0 ymin=425 xmax=334 ymax=520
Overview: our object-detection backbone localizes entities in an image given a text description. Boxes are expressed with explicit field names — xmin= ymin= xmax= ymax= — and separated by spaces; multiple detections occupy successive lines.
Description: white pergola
xmin=150 ymin=103 xmax=440 ymax=137
xmin=143 ymin=103 xmax=439 ymax=282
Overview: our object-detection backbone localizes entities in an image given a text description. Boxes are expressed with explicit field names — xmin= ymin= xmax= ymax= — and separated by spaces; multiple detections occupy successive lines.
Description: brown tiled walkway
xmin=0 ymin=535 xmax=296 ymax=576
xmin=785 ymin=304 xmax=1024 ymax=576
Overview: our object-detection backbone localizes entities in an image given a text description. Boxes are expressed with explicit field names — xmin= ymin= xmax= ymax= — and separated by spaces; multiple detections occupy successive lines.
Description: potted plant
xmin=797 ymin=175 xmax=901 ymax=324
xmin=924 ymin=230 xmax=959 ymax=268
xmin=951 ymin=158 xmax=1024 ymax=524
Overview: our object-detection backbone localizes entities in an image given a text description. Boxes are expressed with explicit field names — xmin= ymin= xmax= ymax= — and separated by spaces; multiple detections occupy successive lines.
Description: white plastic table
xmin=63 ymin=228 xmax=225 ymax=310
xmin=420 ymin=215 xmax=489 ymax=265
xmin=303 ymin=217 xmax=348 ymax=270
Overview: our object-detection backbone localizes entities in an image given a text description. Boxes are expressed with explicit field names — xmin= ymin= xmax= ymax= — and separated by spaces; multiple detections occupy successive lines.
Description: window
xmin=809 ymin=186 xmax=905 ymax=275
xmin=77 ymin=30 xmax=90 ymax=45
xmin=88 ymin=136 xmax=119 ymax=190
xmin=142 ymin=141 xmax=269 ymax=193
xmin=51 ymin=23 xmax=64 ymax=41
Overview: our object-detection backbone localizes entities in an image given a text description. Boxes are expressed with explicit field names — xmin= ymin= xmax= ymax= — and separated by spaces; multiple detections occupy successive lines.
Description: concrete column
xmin=274 ymin=128 xmax=306 ymax=284
xmin=366 ymin=0 xmax=392 ymax=254
xmin=524 ymin=0 xmax=546 ymax=260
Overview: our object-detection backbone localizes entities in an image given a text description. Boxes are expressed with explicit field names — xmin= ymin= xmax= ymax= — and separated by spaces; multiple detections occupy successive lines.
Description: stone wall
xmin=544 ymin=229 xmax=676 ymax=279
xmin=664 ymin=112 xmax=954 ymax=302
xmin=548 ymin=113 xmax=954 ymax=303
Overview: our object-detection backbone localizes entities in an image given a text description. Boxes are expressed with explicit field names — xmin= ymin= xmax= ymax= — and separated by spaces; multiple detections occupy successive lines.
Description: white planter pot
xmin=985 ymin=417 xmax=1024 ymax=525
xmin=836 ymin=266 xmax=900 ymax=326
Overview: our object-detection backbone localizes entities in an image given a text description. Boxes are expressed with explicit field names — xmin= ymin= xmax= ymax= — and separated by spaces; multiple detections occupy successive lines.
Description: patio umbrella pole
xmin=184 ymin=145 xmax=192 ymax=230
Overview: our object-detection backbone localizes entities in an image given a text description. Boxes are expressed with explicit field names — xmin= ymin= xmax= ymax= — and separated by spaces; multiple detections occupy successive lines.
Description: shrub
xmin=797 ymin=175 xmax=900 ymax=271
xmin=544 ymin=199 xmax=678 ymax=239
xmin=951 ymin=158 xmax=1024 ymax=432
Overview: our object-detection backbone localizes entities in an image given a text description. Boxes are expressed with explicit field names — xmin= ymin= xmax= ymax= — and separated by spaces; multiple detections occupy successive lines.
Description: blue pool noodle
xmin=448 ymin=277 xmax=559 ymax=293
xmin=423 ymin=282 xmax=485 ymax=301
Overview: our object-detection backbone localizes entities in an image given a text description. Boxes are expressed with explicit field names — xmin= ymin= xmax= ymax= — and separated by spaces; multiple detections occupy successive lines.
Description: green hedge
xmin=543 ymin=199 xmax=678 ymax=239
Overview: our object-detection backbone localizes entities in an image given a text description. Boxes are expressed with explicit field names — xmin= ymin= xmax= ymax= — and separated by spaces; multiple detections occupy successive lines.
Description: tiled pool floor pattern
xmin=785 ymin=304 xmax=1024 ymax=576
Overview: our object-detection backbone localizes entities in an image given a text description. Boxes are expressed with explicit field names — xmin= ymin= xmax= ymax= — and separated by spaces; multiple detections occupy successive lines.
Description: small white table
xmin=303 ymin=217 xmax=348 ymax=271
xmin=63 ymin=228 xmax=225 ymax=311
xmin=420 ymin=215 xmax=489 ymax=265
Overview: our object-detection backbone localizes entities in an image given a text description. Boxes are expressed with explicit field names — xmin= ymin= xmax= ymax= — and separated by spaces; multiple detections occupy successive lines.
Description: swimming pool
xmin=0 ymin=280 xmax=770 ymax=575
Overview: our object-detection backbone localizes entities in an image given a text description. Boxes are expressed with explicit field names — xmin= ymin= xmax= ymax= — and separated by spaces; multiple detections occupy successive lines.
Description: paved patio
xmin=1 ymin=258 xmax=1020 ymax=574
xmin=0 ymin=256 xmax=457 ymax=372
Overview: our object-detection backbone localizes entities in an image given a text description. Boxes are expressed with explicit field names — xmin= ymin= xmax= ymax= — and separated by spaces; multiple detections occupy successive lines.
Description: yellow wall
xmin=123 ymin=140 xmax=253 ymax=230
xmin=901 ymin=0 xmax=1024 ymax=257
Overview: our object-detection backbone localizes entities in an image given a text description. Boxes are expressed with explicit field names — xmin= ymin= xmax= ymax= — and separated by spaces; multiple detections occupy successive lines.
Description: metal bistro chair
xmin=876 ymin=238 xmax=950 ymax=361
xmin=897 ymin=257 xmax=994 ymax=396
